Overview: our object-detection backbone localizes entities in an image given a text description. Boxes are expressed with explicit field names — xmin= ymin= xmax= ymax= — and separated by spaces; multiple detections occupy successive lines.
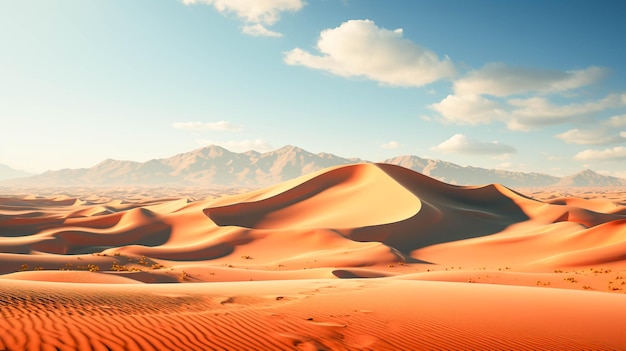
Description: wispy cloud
xmin=172 ymin=121 xmax=242 ymax=131
xmin=430 ymin=93 xmax=626 ymax=131
xmin=506 ymin=94 xmax=626 ymax=131
xmin=180 ymin=0 xmax=303 ymax=36
xmin=431 ymin=134 xmax=516 ymax=155
xmin=284 ymin=20 xmax=455 ymax=87
xmin=381 ymin=141 xmax=400 ymax=149
xmin=242 ymin=24 xmax=283 ymax=37
xmin=196 ymin=138 xmax=273 ymax=152
xmin=454 ymin=64 xmax=607 ymax=97
xmin=555 ymin=114 xmax=626 ymax=145
xmin=574 ymin=146 xmax=626 ymax=161
xmin=428 ymin=57 xmax=625 ymax=132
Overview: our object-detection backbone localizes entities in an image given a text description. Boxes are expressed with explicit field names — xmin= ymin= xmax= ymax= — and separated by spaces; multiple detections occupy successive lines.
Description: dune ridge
xmin=2 ymin=163 xmax=626 ymax=349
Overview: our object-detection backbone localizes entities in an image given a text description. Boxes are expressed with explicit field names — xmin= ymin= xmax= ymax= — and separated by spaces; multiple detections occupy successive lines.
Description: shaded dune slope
xmin=205 ymin=163 xmax=535 ymax=255
xmin=1 ymin=163 xmax=626 ymax=282
xmin=3 ymin=164 xmax=626 ymax=351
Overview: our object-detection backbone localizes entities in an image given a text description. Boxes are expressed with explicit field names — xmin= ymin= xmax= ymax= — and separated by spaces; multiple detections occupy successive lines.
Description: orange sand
xmin=1 ymin=163 xmax=626 ymax=350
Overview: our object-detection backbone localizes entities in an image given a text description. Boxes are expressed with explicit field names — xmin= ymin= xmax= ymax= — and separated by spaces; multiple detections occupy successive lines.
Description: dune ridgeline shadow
xmin=204 ymin=163 xmax=532 ymax=256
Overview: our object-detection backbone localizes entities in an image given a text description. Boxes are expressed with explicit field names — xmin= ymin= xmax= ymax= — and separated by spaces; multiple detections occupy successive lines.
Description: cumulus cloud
xmin=172 ymin=121 xmax=242 ymax=131
xmin=284 ymin=20 xmax=455 ymax=87
xmin=196 ymin=138 xmax=273 ymax=152
xmin=381 ymin=141 xmax=400 ymax=149
xmin=454 ymin=64 xmax=607 ymax=97
xmin=242 ymin=24 xmax=283 ymax=37
xmin=574 ymin=146 xmax=626 ymax=160
xmin=555 ymin=114 xmax=626 ymax=145
xmin=429 ymin=94 xmax=504 ymax=125
xmin=431 ymin=134 xmax=516 ymax=155
xmin=181 ymin=0 xmax=303 ymax=36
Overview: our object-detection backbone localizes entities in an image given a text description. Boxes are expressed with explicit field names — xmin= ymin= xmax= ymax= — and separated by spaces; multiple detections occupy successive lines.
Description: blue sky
xmin=1 ymin=0 xmax=625 ymax=177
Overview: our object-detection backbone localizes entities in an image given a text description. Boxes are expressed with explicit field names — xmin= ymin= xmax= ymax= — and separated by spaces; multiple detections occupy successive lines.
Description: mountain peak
xmin=274 ymin=145 xmax=306 ymax=153
xmin=555 ymin=169 xmax=625 ymax=187
xmin=192 ymin=145 xmax=233 ymax=158
xmin=578 ymin=169 xmax=600 ymax=176
xmin=2 ymin=145 xmax=624 ymax=188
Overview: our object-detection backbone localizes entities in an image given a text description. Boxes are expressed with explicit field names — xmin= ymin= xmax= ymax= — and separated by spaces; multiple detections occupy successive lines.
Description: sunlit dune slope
xmin=1 ymin=162 xmax=626 ymax=285
xmin=2 ymin=163 xmax=626 ymax=350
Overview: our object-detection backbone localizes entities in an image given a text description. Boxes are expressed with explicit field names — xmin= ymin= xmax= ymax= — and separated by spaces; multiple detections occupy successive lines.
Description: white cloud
xmin=454 ymin=63 xmax=607 ymax=97
xmin=507 ymin=94 xmax=626 ymax=130
xmin=181 ymin=0 xmax=303 ymax=25
xmin=284 ymin=20 xmax=455 ymax=87
xmin=431 ymin=93 xmax=626 ymax=131
xmin=172 ymin=121 xmax=242 ymax=131
xmin=429 ymin=94 xmax=504 ymax=125
xmin=431 ymin=134 xmax=516 ymax=155
xmin=555 ymin=114 xmax=626 ymax=145
xmin=555 ymin=129 xmax=600 ymax=144
xmin=381 ymin=141 xmax=400 ymax=149
xmin=605 ymin=114 xmax=626 ymax=127
xmin=197 ymin=138 xmax=273 ymax=152
xmin=574 ymin=146 xmax=626 ymax=161
xmin=242 ymin=24 xmax=283 ymax=37
xmin=181 ymin=0 xmax=303 ymax=37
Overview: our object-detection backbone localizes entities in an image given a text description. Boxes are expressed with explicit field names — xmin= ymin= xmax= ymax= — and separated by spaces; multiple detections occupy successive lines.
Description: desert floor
xmin=1 ymin=164 xmax=626 ymax=350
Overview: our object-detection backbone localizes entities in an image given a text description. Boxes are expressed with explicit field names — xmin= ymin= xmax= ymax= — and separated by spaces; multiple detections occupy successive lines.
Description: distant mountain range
xmin=0 ymin=164 xmax=33 ymax=182
xmin=1 ymin=145 xmax=625 ymax=188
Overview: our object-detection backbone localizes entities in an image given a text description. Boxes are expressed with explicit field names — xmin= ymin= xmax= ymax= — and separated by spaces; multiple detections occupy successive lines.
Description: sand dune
xmin=2 ymin=163 xmax=626 ymax=349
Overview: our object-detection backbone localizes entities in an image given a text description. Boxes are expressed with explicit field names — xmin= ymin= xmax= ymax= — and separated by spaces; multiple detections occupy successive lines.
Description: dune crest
xmin=2 ymin=163 xmax=626 ymax=349
xmin=2 ymin=163 xmax=626 ymax=277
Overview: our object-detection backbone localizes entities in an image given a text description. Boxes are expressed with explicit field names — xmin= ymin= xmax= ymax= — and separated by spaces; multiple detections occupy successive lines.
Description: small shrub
xmin=111 ymin=263 xmax=129 ymax=271
xmin=180 ymin=271 xmax=189 ymax=281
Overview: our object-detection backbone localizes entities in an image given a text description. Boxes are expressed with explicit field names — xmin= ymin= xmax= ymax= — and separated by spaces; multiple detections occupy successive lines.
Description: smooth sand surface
xmin=2 ymin=163 xmax=626 ymax=350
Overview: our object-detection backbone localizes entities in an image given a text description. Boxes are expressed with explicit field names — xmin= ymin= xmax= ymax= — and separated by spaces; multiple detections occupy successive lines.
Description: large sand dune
xmin=1 ymin=163 xmax=626 ymax=350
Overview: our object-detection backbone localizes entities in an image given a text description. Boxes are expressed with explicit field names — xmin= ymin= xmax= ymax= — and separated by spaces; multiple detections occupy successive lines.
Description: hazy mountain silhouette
xmin=2 ymin=145 xmax=624 ymax=188
xmin=0 ymin=164 xmax=33 ymax=181
xmin=554 ymin=169 xmax=626 ymax=187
